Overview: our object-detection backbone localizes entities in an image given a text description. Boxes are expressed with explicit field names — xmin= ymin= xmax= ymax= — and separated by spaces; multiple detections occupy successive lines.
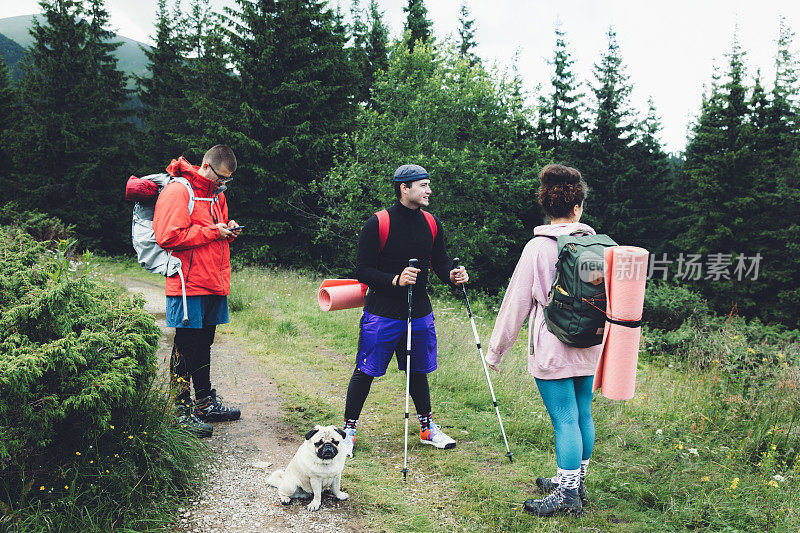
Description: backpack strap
xmin=376 ymin=209 xmax=438 ymax=252
xmin=376 ymin=209 xmax=390 ymax=252
xmin=170 ymin=176 xmax=218 ymax=214
xmin=421 ymin=210 xmax=438 ymax=242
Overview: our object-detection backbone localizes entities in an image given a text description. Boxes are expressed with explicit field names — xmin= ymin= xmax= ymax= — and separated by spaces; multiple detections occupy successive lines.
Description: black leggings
xmin=344 ymin=368 xmax=431 ymax=421
xmin=171 ymin=325 xmax=216 ymax=402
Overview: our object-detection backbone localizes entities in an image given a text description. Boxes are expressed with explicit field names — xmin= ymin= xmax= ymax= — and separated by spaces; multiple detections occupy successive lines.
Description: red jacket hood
xmin=166 ymin=156 xmax=217 ymax=197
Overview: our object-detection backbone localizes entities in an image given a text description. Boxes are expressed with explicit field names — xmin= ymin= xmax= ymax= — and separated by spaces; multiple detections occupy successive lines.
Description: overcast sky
xmin=6 ymin=0 xmax=800 ymax=152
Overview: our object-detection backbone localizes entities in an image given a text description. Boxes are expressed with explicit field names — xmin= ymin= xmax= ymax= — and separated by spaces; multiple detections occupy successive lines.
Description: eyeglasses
xmin=208 ymin=164 xmax=233 ymax=183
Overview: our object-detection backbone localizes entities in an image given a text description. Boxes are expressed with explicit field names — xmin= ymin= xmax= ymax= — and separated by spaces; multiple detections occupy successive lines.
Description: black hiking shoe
xmin=536 ymin=477 xmax=588 ymax=506
xmin=175 ymin=404 xmax=213 ymax=438
xmin=524 ymin=487 xmax=583 ymax=517
xmin=195 ymin=389 xmax=241 ymax=422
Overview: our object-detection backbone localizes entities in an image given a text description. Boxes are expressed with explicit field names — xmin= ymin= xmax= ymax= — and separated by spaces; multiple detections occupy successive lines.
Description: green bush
xmin=642 ymin=281 xmax=711 ymax=330
xmin=0 ymin=228 xmax=206 ymax=531
xmin=0 ymin=202 xmax=73 ymax=243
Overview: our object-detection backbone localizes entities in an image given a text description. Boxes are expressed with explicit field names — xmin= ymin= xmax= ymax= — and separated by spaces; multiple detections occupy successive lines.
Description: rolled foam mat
xmin=317 ymin=279 xmax=368 ymax=311
xmin=592 ymin=246 xmax=649 ymax=400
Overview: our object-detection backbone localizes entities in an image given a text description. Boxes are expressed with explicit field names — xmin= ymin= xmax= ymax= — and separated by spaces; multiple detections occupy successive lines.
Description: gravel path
xmin=117 ymin=276 xmax=365 ymax=532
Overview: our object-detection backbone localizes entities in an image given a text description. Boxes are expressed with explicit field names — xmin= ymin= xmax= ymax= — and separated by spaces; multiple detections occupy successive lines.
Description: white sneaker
xmin=420 ymin=422 xmax=456 ymax=449
xmin=343 ymin=428 xmax=356 ymax=458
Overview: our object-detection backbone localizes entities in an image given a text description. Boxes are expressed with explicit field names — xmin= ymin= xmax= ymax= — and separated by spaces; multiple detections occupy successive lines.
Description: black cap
xmin=393 ymin=164 xmax=429 ymax=183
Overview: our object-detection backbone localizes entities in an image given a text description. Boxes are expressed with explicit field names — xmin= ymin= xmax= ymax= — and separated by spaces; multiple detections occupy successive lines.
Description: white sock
xmin=580 ymin=459 xmax=590 ymax=481
xmin=557 ymin=467 xmax=581 ymax=491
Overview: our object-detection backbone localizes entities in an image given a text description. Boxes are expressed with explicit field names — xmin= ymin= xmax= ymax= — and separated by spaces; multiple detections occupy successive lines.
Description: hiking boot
xmin=536 ymin=477 xmax=588 ymax=506
xmin=536 ymin=476 xmax=558 ymax=493
xmin=343 ymin=428 xmax=356 ymax=458
xmin=420 ymin=423 xmax=456 ymax=449
xmin=175 ymin=404 xmax=213 ymax=438
xmin=195 ymin=389 xmax=241 ymax=422
xmin=523 ymin=486 xmax=583 ymax=517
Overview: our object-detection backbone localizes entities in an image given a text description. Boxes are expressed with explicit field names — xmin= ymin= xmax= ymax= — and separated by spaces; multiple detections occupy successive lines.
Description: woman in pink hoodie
xmin=485 ymin=164 xmax=600 ymax=518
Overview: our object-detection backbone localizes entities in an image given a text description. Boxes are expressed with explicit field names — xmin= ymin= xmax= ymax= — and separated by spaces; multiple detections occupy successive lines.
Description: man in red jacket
xmin=153 ymin=145 xmax=242 ymax=437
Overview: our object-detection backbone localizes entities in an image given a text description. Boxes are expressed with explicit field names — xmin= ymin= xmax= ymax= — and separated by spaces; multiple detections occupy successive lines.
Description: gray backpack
xmin=130 ymin=173 xmax=217 ymax=326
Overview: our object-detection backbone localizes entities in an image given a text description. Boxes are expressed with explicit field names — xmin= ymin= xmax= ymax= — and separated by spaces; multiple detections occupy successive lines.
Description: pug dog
xmin=267 ymin=425 xmax=350 ymax=511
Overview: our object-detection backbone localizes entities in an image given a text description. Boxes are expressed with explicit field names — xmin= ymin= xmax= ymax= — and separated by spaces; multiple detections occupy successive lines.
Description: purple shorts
xmin=357 ymin=311 xmax=437 ymax=377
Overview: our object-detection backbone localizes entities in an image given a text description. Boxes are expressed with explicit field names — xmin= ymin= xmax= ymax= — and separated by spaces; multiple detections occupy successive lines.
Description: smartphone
xmin=228 ymin=225 xmax=245 ymax=231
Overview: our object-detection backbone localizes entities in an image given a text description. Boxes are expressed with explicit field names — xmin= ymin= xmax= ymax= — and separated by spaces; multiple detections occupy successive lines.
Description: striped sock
xmin=344 ymin=418 xmax=357 ymax=431
xmin=417 ymin=412 xmax=432 ymax=431
xmin=580 ymin=459 xmax=590 ymax=481
xmin=557 ymin=468 xmax=581 ymax=491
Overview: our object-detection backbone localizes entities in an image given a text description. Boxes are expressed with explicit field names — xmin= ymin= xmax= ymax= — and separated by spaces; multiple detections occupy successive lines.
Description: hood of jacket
xmin=533 ymin=222 xmax=596 ymax=238
xmin=166 ymin=156 xmax=218 ymax=197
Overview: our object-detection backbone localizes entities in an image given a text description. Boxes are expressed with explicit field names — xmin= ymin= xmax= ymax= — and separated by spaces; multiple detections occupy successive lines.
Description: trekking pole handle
xmin=409 ymin=258 xmax=418 ymax=268
xmin=452 ymin=257 xmax=459 ymax=270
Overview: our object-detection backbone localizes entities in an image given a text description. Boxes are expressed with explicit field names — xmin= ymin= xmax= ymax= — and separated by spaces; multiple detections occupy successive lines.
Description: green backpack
xmin=538 ymin=232 xmax=618 ymax=348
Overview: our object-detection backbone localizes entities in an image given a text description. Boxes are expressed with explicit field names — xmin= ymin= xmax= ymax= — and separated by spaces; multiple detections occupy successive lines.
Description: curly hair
xmin=537 ymin=164 xmax=588 ymax=219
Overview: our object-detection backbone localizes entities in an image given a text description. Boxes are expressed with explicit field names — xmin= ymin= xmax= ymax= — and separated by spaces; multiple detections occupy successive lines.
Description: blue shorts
xmin=356 ymin=311 xmax=437 ymax=377
xmin=166 ymin=295 xmax=230 ymax=328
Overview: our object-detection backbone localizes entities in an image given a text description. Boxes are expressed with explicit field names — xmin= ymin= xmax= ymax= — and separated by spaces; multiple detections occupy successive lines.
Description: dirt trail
xmin=117 ymin=276 xmax=364 ymax=533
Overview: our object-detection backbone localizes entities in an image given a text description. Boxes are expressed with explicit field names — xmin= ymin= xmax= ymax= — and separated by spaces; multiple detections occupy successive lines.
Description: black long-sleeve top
xmin=355 ymin=201 xmax=454 ymax=320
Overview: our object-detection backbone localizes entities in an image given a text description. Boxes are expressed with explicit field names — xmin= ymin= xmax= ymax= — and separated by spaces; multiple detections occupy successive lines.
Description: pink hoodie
xmin=485 ymin=222 xmax=602 ymax=380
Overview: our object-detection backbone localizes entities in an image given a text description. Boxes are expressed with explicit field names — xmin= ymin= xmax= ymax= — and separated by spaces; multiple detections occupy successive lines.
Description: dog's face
xmin=305 ymin=425 xmax=346 ymax=460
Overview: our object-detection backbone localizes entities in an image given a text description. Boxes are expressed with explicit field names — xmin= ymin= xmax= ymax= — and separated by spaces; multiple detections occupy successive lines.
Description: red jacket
xmin=153 ymin=157 xmax=232 ymax=297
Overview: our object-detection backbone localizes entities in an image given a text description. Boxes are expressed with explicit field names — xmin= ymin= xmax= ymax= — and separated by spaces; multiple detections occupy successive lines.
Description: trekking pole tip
xmin=401 ymin=468 xmax=408 ymax=481
xmin=506 ymin=452 xmax=514 ymax=463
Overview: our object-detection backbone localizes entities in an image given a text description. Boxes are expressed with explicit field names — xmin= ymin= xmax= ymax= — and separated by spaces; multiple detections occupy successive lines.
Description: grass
xmin=90 ymin=258 xmax=800 ymax=531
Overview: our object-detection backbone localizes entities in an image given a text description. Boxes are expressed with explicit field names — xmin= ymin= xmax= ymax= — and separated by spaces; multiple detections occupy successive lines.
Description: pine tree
xmin=226 ymin=0 xmax=357 ymax=263
xmin=404 ymin=0 xmax=432 ymax=51
xmin=536 ymin=24 xmax=584 ymax=159
xmin=457 ymin=1 xmax=478 ymax=66
xmin=10 ymin=0 xmax=133 ymax=252
xmin=137 ymin=0 xmax=191 ymax=167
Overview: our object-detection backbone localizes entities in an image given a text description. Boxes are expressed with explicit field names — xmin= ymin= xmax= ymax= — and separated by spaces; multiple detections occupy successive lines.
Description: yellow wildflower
xmin=75 ymin=451 xmax=81 ymax=456
xmin=701 ymin=476 xmax=710 ymax=482
xmin=40 ymin=486 xmax=45 ymax=491
xmin=768 ymin=480 xmax=779 ymax=487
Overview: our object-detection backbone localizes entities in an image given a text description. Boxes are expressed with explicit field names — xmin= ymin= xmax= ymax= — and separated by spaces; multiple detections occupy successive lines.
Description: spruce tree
xmin=0 ymin=59 xmax=15 ymax=187
xmin=404 ymin=0 xmax=432 ymax=51
xmin=365 ymin=0 xmax=389 ymax=105
xmin=226 ymin=0 xmax=357 ymax=263
xmin=626 ymin=98 xmax=672 ymax=254
xmin=744 ymin=20 xmax=800 ymax=325
xmin=536 ymin=24 xmax=584 ymax=159
xmin=174 ymin=0 xmax=239 ymax=163
xmin=457 ymin=1 xmax=478 ymax=66
xmin=580 ymin=28 xmax=636 ymax=234
xmin=10 ymin=0 xmax=133 ymax=252
xmin=349 ymin=0 xmax=371 ymax=104
xmin=679 ymin=35 xmax=759 ymax=317
xmin=138 ymin=0 xmax=191 ymax=167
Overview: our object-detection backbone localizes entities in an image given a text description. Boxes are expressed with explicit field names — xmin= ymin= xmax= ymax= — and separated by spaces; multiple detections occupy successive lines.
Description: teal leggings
xmin=534 ymin=376 xmax=595 ymax=470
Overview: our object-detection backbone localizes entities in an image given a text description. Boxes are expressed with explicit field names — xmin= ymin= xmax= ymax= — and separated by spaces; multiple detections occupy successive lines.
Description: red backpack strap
xmin=376 ymin=209 xmax=390 ymax=252
xmin=421 ymin=210 xmax=437 ymax=242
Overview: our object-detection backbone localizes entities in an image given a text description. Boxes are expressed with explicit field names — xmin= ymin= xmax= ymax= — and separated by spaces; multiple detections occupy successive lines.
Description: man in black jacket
xmin=343 ymin=164 xmax=468 ymax=456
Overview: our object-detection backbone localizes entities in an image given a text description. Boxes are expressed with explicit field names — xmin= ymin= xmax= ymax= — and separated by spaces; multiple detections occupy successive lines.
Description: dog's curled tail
xmin=266 ymin=469 xmax=285 ymax=488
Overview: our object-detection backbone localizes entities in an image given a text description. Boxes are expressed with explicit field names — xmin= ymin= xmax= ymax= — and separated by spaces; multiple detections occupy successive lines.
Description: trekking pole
xmin=453 ymin=258 xmax=514 ymax=463
xmin=402 ymin=258 xmax=418 ymax=481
